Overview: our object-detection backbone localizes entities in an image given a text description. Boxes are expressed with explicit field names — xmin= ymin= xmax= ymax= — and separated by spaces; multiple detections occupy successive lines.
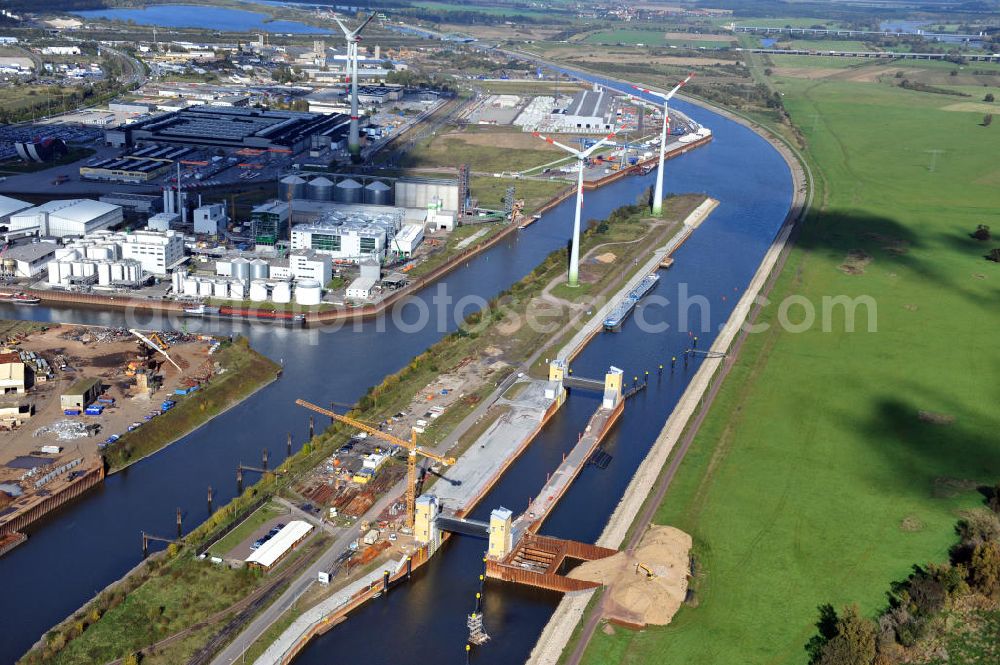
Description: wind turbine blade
xmin=580 ymin=130 xmax=618 ymax=158
xmin=663 ymin=73 xmax=695 ymax=101
xmin=334 ymin=17 xmax=350 ymax=36
xmin=632 ymin=84 xmax=668 ymax=101
xmin=353 ymin=11 xmax=378 ymax=37
xmin=531 ymin=131 xmax=579 ymax=155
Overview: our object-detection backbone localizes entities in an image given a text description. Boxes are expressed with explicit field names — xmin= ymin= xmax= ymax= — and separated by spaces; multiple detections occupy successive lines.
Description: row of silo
xmin=248 ymin=279 xmax=294 ymax=304
xmin=280 ymin=174 xmax=394 ymax=206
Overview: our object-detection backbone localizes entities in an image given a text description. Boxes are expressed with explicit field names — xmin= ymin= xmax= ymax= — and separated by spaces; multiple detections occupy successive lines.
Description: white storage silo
xmin=249 ymin=279 xmax=268 ymax=302
xmin=231 ymin=257 xmax=251 ymax=282
xmin=249 ymin=259 xmax=269 ymax=280
xmin=54 ymin=247 xmax=78 ymax=261
xmin=229 ymin=280 xmax=246 ymax=299
xmin=198 ymin=279 xmax=214 ymax=297
xmin=172 ymin=271 xmax=184 ymax=293
xmin=307 ymin=176 xmax=334 ymax=201
xmin=58 ymin=262 xmax=72 ymax=281
xmin=216 ymin=259 xmax=232 ymax=277
xmin=81 ymin=262 xmax=96 ymax=278
xmin=97 ymin=263 xmax=111 ymax=285
xmin=71 ymin=261 xmax=85 ymax=276
xmin=213 ymin=280 xmax=229 ymax=299
xmin=183 ymin=276 xmax=199 ymax=296
xmin=128 ymin=263 xmax=142 ymax=283
xmin=295 ymin=279 xmax=322 ymax=306
xmin=271 ymin=281 xmax=291 ymax=304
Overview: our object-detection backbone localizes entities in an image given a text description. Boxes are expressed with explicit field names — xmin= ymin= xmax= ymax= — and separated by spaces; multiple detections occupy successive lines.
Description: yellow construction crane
xmin=295 ymin=399 xmax=456 ymax=527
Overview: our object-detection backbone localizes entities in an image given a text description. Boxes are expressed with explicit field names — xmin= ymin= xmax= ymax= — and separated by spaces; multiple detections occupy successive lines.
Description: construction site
xmin=0 ymin=322 xmax=267 ymax=555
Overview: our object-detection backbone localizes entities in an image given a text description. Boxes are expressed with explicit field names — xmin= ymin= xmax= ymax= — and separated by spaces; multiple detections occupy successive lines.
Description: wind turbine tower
xmin=532 ymin=129 xmax=618 ymax=287
xmin=633 ymin=73 xmax=693 ymax=216
xmin=335 ymin=12 xmax=378 ymax=159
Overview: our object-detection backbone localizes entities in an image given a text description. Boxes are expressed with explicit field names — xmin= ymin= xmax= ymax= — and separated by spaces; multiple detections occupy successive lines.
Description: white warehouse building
xmin=291 ymin=222 xmax=388 ymax=263
xmin=7 ymin=199 xmax=123 ymax=238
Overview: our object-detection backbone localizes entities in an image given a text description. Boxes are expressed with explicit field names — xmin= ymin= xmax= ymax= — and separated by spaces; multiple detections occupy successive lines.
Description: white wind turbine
xmin=632 ymin=73 xmax=694 ymax=216
xmin=532 ymin=128 xmax=619 ymax=287
xmin=334 ymin=11 xmax=378 ymax=159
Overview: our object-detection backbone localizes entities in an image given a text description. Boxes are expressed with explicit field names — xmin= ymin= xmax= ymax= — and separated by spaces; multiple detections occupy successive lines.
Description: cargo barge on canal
xmin=603 ymin=273 xmax=660 ymax=331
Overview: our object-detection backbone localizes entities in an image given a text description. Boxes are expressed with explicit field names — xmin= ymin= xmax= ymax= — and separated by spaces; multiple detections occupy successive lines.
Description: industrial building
xmin=391 ymin=224 xmax=424 ymax=258
xmin=250 ymin=201 xmax=290 ymax=247
xmin=245 ymin=520 xmax=314 ymax=571
xmin=99 ymin=192 xmax=161 ymax=215
xmin=193 ymin=203 xmax=227 ymax=236
xmin=560 ymin=87 xmax=616 ymax=132
xmin=0 ymin=243 xmax=56 ymax=278
xmin=105 ymin=106 xmax=351 ymax=152
xmin=346 ymin=276 xmax=377 ymax=300
xmin=0 ymin=195 xmax=32 ymax=226
xmin=119 ymin=230 xmax=186 ymax=275
xmin=147 ymin=212 xmax=180 ymax=232
xmin=0 ymin=352 xmax=30 ymax=395
xmin=81 ymin=146 xmax=192 ymax=183
xmin=60 ymin=378 xmax=102 ymax=412
xmin=46 ymin=229 xmax=183 ymax=288
xmin=290 ymin=205 xmax=403 ymax=262
xmin=8 ymin=199 xmax=123 ymax=238
xmin=279 ymin=172 xmax=460 ymax=213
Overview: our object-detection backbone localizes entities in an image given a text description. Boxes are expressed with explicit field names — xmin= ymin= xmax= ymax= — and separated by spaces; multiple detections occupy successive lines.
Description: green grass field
xmin=580 ymin=64 xmax=1000 ymax=665
xmin=778 ymin=39 xmax=873 ymax=51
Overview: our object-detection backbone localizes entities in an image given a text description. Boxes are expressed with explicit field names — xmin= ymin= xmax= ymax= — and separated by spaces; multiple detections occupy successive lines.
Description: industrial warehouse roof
xmin=245 ymin=520 xmax=313 ymax=569
xmin=3 ymin=243 xmax=56 ymax=262
xmin=64 ymin=377 xmax=101 ymax=396
xmin=13 ymin=199 xmax=120 ymax=223
xmin=0 ymin=195 xmax=31 ymax=220
xmin=567 ymin=89 xmax=613 ymax=120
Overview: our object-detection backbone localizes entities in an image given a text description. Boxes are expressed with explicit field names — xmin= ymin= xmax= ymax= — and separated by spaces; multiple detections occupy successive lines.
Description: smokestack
xmin=374 ymin=44 xmax=380 ymax=60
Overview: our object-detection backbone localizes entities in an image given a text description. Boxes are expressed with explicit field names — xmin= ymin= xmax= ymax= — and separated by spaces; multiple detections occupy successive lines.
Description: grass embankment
xmin=102 ymin=337 xmax=281 ymax=471
xmin=0 ymin=318 xmax=49 ymax=341
xmin=580 ymin=59 xmax=1000 ymax=665
xmin=207 ymin=500 xmax=289 ymax=558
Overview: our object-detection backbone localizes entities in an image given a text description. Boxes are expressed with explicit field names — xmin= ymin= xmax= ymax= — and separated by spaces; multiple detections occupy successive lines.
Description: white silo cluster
xmin=248 ymin=279 xmax=292 ymax=304
xmin=171 ymin=271 xmax=246 ymax=301
xmin=46 ymin=236 xmax=145 ymax=288
xmin=208 ymin=251 xmax=328 ymax=306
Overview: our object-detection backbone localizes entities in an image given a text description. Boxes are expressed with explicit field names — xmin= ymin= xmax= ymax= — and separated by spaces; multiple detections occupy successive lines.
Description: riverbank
xmin=104 ymin=338 xmax=281 ymax=472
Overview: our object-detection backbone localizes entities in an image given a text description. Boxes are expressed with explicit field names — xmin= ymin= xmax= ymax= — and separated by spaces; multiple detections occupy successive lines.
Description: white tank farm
xmin=295 ymin=279 xmax=322 ymax=306
xmin=183 ymin=277 xmax=199 ymax=296
xmin=171 ymin=271 xmax=185 ymax=293
xmin=249 ymin=279 xmax=268 ymax=302
xmin=112 ymin=263 xmax=126 ymax=282
xmin=97 ymin=263 xmax=112 ymax=285
xmin=212 ymin=281 xmax=229 ymax=298
xmin=271 ymin=280 xmax=291 ymax=304
xmin=198 ymin=279 xmax=214 ymax=297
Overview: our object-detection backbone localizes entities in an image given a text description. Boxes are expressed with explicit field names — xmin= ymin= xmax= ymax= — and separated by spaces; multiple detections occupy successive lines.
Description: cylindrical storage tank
xmin=249 ymin=258 xmax=269 ymax=280
xmin=307 ymin=176 xmax=334 ymax=201
xmin=131 ymin=264 xmax=143 ymax=282
xmin=183 ymin=276 xmax=199 ymax=296
xmin=172 ymin=271 xmax=184 ymax=292
xmin=231 ymin=257 xmax=250 ymax=282
xmin=248 ymin=279 xmax=268 ymax=302
xmin=112 ymin=263 xmax=126 ymax=282
xmin=279 ymin=174 xmax=306 ymax=201
xmin=58 ymin=262 xmax=72 ymax=280
xmin=334 ymin=178 xmax=363 ymax=204
xmin=198 ymin=279 xmax=213 ymax=297
xmin=55 ymin=247 xmax=78 ymax=261
xmin=271 ymin=281 xmax=291 ymax=304
xmin=363 ymin=180 xmax=392 ymax=206
xmin=295 ymin=279 xmax=322 ymax=306
xmin=97 ymin=263 xmax=111 ymax=285
xmin=213 ymin=281 xmax=229 ymax=298
xmin=71 ymin=261 xmax=84 ymax=276
xmin=81 ymin=262 xmax=96 ymax=277
xmin=215 ymin=259 xmax=232 ymax=277
xmin=229 ymin=280 xmax=246 ymax=299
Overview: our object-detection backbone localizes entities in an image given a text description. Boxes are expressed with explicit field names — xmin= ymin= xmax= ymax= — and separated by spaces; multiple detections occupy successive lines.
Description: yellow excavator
xmin=635 ymin=562 xmax=656 ymax=579
xmin=295 ymin=399 xmax=456 ymax=528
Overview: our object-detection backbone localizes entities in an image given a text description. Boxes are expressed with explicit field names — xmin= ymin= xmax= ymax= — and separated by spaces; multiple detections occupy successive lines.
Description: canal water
xmin=0 ymin=92 xmax=792 ymax=662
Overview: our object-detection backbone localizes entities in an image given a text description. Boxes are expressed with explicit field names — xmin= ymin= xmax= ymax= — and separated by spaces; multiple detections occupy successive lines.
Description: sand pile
xmin=568 ymin=525 xmax=691 ymax=627
xmin=594 ymin=252 xmax=617 ymax=264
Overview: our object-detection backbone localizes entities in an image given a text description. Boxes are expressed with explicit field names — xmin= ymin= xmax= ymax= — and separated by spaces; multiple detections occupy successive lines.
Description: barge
xmin=603 ymin=274 xmax=660 ymax=331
